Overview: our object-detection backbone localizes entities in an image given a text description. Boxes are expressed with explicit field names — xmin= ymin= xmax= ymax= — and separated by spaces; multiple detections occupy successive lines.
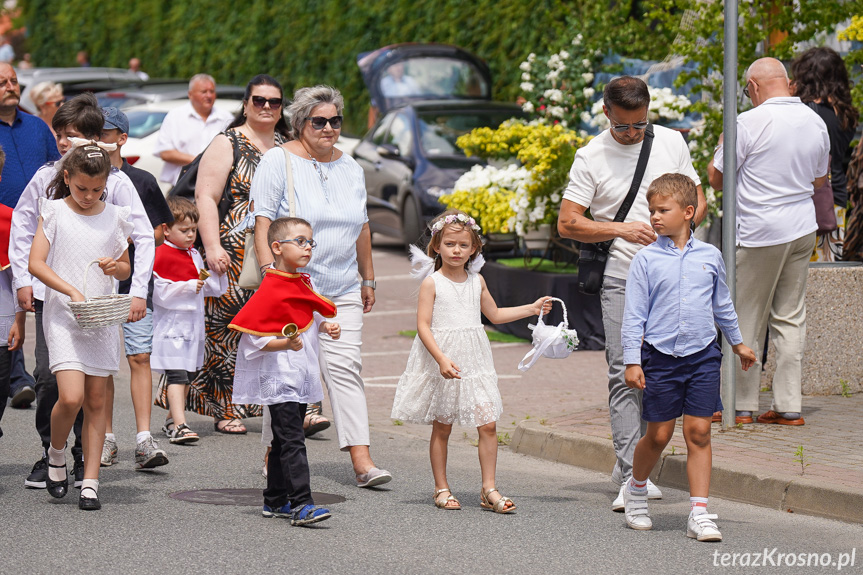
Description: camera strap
xmin=597 ymin=123 xmax=655 ymax=252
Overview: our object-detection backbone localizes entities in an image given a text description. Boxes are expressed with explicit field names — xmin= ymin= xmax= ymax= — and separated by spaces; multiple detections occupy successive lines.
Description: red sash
xmin=0 ymin=204 xmax=12 ymax=270
xmin=229 ymin=269 xmax=336 ymax=337
xmin=153 ymin=242 xmax=198 ymax=282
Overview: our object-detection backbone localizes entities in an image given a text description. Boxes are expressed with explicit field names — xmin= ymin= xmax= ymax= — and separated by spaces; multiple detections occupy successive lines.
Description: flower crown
xmin=430 ymin=213 xmax=482 ymax=236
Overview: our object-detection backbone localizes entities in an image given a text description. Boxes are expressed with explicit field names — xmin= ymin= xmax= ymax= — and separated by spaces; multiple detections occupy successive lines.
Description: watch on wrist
xmin=361 ymin=279 xmax=376 ymax=290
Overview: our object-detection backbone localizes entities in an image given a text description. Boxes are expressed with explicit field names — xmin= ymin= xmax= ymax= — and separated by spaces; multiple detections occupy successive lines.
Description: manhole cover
xmin=169 ymin=489 xmax=346 ymax=506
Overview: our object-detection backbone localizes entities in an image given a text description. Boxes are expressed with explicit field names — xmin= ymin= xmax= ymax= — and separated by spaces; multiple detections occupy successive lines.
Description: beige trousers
xmin=734 ymin=232 xmax=816 ymax=413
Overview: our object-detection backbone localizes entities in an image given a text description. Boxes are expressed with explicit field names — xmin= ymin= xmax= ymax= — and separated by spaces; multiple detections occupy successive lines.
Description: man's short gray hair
xmin=189 ymin=74 xmax=216 ymax=91
xmin=287 ymin=85 xmax=344 ymax=139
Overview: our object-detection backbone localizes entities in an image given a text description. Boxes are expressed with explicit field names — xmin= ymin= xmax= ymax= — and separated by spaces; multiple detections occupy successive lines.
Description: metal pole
xmin=720 ymin=0 xmax=738 ymax=429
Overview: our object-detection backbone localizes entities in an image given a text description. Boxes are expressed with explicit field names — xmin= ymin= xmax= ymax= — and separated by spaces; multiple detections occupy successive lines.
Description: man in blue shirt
xmin=620 ymin=173 xmax=755 ymax=542
xmin=0 ymin=63 xmax=60 ymax=208
xmin=0 ymin=62 xmax=58 ymax=410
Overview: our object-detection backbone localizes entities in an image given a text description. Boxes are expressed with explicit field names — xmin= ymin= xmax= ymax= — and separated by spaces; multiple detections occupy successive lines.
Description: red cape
xmin=0 ymin=204 xmax=11 ymax=270
xmin=153 ymin=242 xmax=199 ymax=282
xmin=228 ymin=269 xmax=336 ymax=337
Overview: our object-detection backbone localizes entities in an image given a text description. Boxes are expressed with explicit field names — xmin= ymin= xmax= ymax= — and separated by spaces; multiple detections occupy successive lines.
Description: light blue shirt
xmin=249 ymin=148 xmax=368 ymax=298
xmin=622 ymin=234 xmax=743 ymax=365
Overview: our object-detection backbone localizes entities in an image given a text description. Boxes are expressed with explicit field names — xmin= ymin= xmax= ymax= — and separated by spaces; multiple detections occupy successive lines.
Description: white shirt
xmin=0 ymin=268 xmax=21 ymax=346
xmin=563 ymin=125 xmax=701 ymax=280
xmin=713 ymin=96 xmax=830 ymax=248
xmin=10 ymin=164 xmax=155 ymax=301
xmin=152 ymin=102 xmax=233 ymax=185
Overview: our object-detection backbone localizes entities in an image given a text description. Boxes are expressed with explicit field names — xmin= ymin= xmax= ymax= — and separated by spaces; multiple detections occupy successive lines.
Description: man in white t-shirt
xmin=558 ymin=76 xmax=706 ymax=511
xmin=153 ymin=73 xmax=233 ymax=186
xmin=708 ymin=57 xmax=829 ymax=427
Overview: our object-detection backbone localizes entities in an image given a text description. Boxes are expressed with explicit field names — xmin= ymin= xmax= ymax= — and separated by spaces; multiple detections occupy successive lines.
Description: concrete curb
xmin=511 ymin=420 xmax=863 ymax=524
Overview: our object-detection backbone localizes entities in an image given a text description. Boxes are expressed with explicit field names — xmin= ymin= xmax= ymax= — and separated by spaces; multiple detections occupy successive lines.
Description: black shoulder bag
xmin=169 ymin=130 xmax=240 ymax=224
xmin=577 ymin=124 xmax=654 ymax=294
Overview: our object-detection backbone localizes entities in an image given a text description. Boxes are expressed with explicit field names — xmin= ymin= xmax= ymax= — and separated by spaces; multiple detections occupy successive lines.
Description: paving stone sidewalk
xmin=511 ymin=392 xmax=863 ymax=524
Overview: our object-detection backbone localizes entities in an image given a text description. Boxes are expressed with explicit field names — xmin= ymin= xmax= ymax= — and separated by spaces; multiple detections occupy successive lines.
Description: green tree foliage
xmin=22 ymin=0 xmax=584 ymax=134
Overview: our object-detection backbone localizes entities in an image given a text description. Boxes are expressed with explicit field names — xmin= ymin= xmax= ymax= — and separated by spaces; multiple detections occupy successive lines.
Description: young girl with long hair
xmin=391 ymin=209 xmax=551 ymax=512
xmin=29 ymin=144 xmax=134 ymax=510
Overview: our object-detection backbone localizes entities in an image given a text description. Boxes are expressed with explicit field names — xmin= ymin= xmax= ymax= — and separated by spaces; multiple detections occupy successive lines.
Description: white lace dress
xmin=40 ymin=198 xmax=133 ymax=376
xmin=391 ymin=271 xmax=503 ymax=427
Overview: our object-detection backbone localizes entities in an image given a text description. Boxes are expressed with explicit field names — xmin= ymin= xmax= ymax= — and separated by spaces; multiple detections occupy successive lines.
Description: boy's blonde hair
xmin=646 ymin=173 xmax=698 ymax=212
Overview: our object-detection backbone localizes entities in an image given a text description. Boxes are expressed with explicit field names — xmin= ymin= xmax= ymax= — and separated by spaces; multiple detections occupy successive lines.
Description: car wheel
xmin=402 ymin=195 xmax=422 ymax=247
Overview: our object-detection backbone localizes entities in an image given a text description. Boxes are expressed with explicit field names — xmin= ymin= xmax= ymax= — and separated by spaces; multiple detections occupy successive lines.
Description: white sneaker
xmin=647 ymin=479 xmax=662 ymax=499
xmin=612 ymin=484 xmax=625 ymax=511
xmin=623 ymin=486 xmax=652 ymax=530
xmin=687 ymin=512 xmax=722 ymax=541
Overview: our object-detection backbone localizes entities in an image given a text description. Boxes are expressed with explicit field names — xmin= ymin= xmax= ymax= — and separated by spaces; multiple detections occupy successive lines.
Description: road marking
xmin=366 ymin=309 xmax=417 ymax=316
xmin=374 ymin=274 xmax=414 ymax=281
xmin=365 ymin=374 xmax=522 ymax=388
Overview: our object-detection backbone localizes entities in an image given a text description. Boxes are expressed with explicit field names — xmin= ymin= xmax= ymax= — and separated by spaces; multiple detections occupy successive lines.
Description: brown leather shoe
xmin=711 ymin=411 xmax=754 ymax=424
xmin=756 ymin=410 xmax=805 ymax=426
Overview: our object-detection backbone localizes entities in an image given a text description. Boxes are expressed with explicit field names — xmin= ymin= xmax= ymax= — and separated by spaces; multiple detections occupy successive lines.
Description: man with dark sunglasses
xmin=558 ymin=76 xmax=707 ymax=512
xmin=154 ymin=73 xmax=233 ymax=187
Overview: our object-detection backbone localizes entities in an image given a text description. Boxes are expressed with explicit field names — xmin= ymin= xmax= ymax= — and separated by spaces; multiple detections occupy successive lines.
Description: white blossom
xmin=558 ymin=50 xmax=570 ymax=60
xmin=546 ymin=69 xmax=560 ymax=82
xmin=581 ymin=59 xmax=591 ymax=68
xmin=521 ymin=72 xmax=531 ymax=81
xmin=543 ymin=88 xmax=564 ymax=103
xmin=582 ymin=87 xmax=595 ymax=99
xmin=572 ymin=34 xmax=583 ymax=46
xmin=528 ymin=53 xmax=536 ymax=63
xmin=520 ymin=82 xmax=534 ymax=93
xmin=522 ymin=101 xmax=535 ymax=114
xmin=519 ymin=61 xmax=531 ymax=72
xmin=550 ymin=192 xmax=561 ymax=203
xmin=582 ymin=72 xmax=594 ymax=83
xmin=546 ymin=105 xmax=565 ymax=118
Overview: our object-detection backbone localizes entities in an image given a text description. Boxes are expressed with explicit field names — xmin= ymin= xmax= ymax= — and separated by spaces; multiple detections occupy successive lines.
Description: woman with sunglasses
xmin=166 ymin=74 xmax=290 ymax=435
xmin=250 ymin=85 xmax=392 ymax=488
xmin=30 ymin=81 xmax=63 ymax=135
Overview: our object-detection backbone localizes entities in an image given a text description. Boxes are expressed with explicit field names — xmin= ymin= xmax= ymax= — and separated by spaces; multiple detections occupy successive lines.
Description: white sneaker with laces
xmin=687 ymin=512 xmax=722 ymax=541
xmin=623 ymin=486 xmax=652 ymax=530
xmin=646 ymin=479 xmax=662 ymax=499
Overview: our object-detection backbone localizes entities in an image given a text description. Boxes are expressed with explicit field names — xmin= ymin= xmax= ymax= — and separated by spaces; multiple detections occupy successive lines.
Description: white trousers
xmin=735 ymin=232 xmax=815 ymax=413
xmin=262 ymin=291 xmax=369 ymax=450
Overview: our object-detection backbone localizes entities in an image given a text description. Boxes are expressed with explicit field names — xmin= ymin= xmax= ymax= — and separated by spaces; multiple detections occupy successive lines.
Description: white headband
xmin=67 ymin=137 xmax=117 ymax=152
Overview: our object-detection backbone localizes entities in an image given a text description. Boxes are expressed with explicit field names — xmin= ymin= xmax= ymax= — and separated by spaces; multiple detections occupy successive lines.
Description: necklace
xmin=301 ymin=143 xmax=334 ymax=184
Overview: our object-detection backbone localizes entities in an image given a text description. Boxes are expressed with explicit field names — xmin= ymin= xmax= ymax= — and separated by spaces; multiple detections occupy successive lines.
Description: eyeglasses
xmin=608 ymin=115 xmax=649 ymax=133
xmin=742 ymin=79 xmax=756 ymax=99
xmin=306 ymin=115 xmax=343 ymax=130
xmin=278 ymin=237 xmax=317 ymax=249
xmin=251 ymin=96 xmax=283 ymax=109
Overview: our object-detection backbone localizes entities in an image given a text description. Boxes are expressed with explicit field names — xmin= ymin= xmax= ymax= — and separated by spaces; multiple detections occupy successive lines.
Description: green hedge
xmin=21 ymin=0 xmax=664 ymax=135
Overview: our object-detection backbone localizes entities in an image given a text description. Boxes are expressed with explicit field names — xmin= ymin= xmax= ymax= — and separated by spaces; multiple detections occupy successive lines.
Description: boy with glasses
xmin=231 ymin=216 xmax=338 ymax=526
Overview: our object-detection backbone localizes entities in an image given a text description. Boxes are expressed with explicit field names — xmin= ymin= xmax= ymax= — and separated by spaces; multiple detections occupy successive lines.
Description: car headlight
xmin=426 ymin=186 xmax=453 ymax=198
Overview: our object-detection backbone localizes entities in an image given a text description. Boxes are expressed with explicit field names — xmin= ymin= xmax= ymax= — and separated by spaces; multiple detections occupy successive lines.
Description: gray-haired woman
xmin=249 ymin=85 xmax=391 ymax=487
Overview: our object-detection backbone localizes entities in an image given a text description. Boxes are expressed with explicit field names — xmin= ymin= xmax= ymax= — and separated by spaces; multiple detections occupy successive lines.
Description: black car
xmin=354 ymin=44 xmax=525 ymax=245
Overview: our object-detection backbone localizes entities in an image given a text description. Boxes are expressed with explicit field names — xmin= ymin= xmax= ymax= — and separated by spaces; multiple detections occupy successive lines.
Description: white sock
xmin=47 ymin=445 xmax=66 ymax=481
xmin=136 ymin=431 xmax=151 ymax=444
xmin=690 ymin=496 xmax=709 ymax=515
xmin=627 ymin=477 xmax=648 ymax=495
xmin=105 ymin=433 xmax=116 ymax=442
xmin=81 ymin=479 xmax=99 ymax=499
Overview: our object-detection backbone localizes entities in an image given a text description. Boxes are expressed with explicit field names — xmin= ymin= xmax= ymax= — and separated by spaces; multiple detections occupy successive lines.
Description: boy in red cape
xmin=230 ymin=217 xmax=339 ymax=527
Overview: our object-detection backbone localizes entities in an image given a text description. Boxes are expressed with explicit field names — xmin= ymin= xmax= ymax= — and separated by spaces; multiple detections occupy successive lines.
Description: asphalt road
xmin=1 ymin=242 xmax=860 ymax=574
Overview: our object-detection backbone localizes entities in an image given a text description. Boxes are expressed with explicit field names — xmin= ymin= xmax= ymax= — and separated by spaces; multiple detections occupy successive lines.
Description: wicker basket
xmin=68 ymin=259 xmax=132 ymax=329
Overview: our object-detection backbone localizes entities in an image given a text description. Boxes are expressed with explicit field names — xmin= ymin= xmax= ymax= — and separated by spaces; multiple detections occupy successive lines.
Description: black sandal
xmin=170 ymin=423 xmax=200 ymax=445
xmin=79 ymin=487 xmax=101 ymax=511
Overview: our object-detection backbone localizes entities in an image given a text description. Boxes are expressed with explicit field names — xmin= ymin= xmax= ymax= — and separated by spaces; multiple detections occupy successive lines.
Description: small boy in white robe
xmin=230 ymin=216 xmax=338 ymax=527
xmin=151 ymin=197 xmax=226 ymax=444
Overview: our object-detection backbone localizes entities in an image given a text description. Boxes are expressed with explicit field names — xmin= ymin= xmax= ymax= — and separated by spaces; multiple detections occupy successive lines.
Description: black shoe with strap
xmin=78 ymin=487 xmax=101 ymax=511
xmin=46 ymin=462 xmax=68 ymax=499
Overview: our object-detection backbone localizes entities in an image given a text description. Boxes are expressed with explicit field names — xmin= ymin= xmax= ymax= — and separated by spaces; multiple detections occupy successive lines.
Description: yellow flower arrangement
xmin=443 ymin=120 xmax=589 ymax=236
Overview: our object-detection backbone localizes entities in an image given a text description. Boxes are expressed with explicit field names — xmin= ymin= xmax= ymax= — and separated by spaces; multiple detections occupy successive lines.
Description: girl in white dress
xmin=391 ymin=210 xmax=551 ymax=513
xmin=29 ymin=145 xmax=133 ymax=511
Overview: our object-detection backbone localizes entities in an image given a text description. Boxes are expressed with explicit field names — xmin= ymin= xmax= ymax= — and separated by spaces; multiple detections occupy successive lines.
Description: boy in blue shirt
xmin=621 ymin=173 xmax=756 ymax=542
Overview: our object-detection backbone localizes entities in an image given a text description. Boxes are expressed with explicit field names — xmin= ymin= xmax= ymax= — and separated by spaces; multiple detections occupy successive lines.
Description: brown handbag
xmin=813 ymin=155 xmax=837 ymax=235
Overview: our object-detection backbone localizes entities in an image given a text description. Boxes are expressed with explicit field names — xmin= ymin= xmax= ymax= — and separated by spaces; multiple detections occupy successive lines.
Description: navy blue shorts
xmin=640 ymin=341 xmax=723 ymax=422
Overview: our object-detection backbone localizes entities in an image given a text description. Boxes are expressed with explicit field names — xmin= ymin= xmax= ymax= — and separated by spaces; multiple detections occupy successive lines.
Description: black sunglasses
xmin=306 ymin=115 xmax=343 ymax=130
xmin=251 ymin=96 xmax=283 ymax=109
xmin=609 ymin=119 xmax=649 ymax=133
